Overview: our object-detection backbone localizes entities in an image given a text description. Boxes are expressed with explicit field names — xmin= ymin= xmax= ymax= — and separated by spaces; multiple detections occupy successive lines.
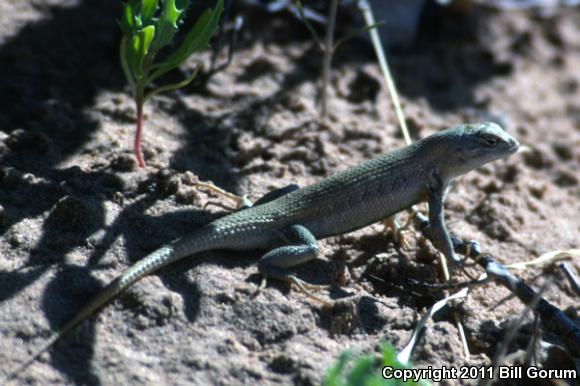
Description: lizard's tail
xmin=2 ymin=226 xmax=226 ymax=384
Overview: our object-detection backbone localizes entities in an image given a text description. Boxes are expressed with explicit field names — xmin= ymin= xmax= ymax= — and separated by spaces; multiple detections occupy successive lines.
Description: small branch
xmin=293 ymin=1 xmax=323 ymax=50
xmin=480 ymin=255 xmax=580 ymax=357
xmin=483 ymin=280 xmax=549 ymax=386
xmin=320 ymin=0 xmax=338 ymax=118
xmin=407 ymin=277 xmax=488 ymax=291
xmin=414 ymin=212 xmax=580 ymax=357
xmin=333 ymin=21 xmax=384 ymax=52
xmin=559 ymin=262 xmax=580 ymax=297
xmin=144 ymin=66 xmax=200 ymax=102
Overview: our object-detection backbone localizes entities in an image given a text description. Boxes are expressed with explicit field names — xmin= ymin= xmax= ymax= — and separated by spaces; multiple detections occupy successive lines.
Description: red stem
xmin=134 ymin=100 xmax=145 ymax=168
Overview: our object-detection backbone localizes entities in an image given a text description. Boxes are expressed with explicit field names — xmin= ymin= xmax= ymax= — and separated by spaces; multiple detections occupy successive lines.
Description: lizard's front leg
xmin=427 ymin=170 xmax=462 ymax=266
xmin=258 ymin=224 xmax=330 ymax=302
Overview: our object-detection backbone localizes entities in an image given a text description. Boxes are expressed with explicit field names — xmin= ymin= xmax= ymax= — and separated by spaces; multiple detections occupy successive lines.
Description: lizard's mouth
xmin=507 ymin=137 xmax=520 ymax=154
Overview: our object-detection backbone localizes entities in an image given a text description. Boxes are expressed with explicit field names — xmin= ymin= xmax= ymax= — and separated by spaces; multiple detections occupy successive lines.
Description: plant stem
xmin=321 ymin=0 xmax=338 ymax=118
xmin=134 ymin=98 xmax=146 ymax=168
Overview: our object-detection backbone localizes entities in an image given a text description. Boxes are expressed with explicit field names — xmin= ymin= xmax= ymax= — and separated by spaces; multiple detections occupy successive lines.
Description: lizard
xmin=3 ymin=122 xmax=519 ymax=382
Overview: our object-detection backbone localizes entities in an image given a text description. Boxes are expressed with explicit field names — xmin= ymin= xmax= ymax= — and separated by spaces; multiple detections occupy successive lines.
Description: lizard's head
xmin=438 ymin=122 xmax=519 ymax=178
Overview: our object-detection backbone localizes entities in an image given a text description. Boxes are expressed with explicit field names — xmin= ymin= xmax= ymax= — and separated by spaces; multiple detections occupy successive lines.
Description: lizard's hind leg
xmin=257 ymin=224 xmax=330 ymax=303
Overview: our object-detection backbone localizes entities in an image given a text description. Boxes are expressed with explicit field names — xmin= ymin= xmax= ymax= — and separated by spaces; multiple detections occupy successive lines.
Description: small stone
xmin=8 ymin=229 xmax=24 ymax=247
xmin=111 ymin=153 xmax=137 ymax=172
xmin=522 ymin=147 xmax=554 ymax=169
xmin=5 ymin=128 xmax=50 ymax=153
xmin=142 ymin=146 xmax=156 ymax=162
xmin=552 ymin=142 xmax=573 ymax=161
xmin=0 ymin=142 xmax=8 ymax=157
xmin=528 ymin=182 xmax=547 ymax=199
xmin=269 ymin=354 xmax=296 ymax=374
xmin=347 ymin=70 xmax=380 ymax=103
xmin=181 ymin=171 xmax=199 ymax=186
xmin=175 ymin=187 xmax=201 ymax=205
xmin=165 ymin=175 xmax=181 ymax=196
xmin=0 ymin=167 xmax=24 ymax=187
xmin=554 ymin=168 xmax=578 ymax=187
xmin=280 ymin=94 xmax=306 ymax=112
xmin=46 ymin=196 xmax=95 ymax=232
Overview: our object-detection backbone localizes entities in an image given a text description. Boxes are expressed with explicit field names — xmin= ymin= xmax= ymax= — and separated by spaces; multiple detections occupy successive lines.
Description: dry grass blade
xmin=358 ymin=0 xmax=411 ymax=145
xmin=397 ymin=287 xmax=468 ymax=365
xmin=506 ymin=249 xmax=579 ymax=270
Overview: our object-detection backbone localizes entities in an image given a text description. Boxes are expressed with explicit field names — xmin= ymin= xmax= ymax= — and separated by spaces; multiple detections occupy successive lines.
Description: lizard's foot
xmin=286 ymin=275 xmax=332 ymax=305
xmin=383 ymin=216 xmax=411 ymax=250
xmin=287 ymin=275 xmax=330 ymax=291
xmin=193 ymin=180 xmax=246 ymax=209
xmin=256 ymin=274 xmax=332 ymax=305
xmin=257 ymin=224 xmax=332 ymax=305
xmin=251 ymin=276 xmax=270 ymax=299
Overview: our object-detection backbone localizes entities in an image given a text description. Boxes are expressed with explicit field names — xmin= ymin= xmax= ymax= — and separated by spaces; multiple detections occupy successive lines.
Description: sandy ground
xmin=0 ymin=1 xmax=578 ymax=385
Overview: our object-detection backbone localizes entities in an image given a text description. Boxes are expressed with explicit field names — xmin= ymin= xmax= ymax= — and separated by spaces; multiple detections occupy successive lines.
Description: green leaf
xmin=175 ymin=0 xmax=189 ymax=9
xmin=138 ymin=25 xmax=156 ymax=73
xmin=140 ymin=25 xmax=156 ymax=56
xmin=149 ymin=0 xmax=188 ymax=55
xmin=380 ymin=343 xmax=399 ymax=367
xmin=133 ymin=0 xmax=144 ymax=29
xmin=127 ymin=34 xmax=141 ymax=78
xmin=128 ymin=25 xmax=155 ymax=78
xmin=323 ymin=351 xmax=351 ymax=386
xmin=141 ymin=0 xmax=159 ymax=24
xmin=149 ymin=0 xmax=224 ymax=81
xmin=119 ymin=36 xmax=136 ymax=91
xmin=120 ymin=2 xmax=135 ymax=35
xmin=366 ymin=377 xmax=393 ymax=386
xmin=333 ymin=21 xmax=385 ymax=52
xmin=346 ymin=355 xmax=375 ymax=386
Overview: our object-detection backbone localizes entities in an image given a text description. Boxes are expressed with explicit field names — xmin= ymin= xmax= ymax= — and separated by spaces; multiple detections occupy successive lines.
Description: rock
xmin=46 ymin=195 xmax=95 ymax=232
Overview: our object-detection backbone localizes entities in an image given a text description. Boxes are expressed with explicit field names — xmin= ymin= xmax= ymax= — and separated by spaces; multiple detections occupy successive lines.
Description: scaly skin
xmin=3 ymin=122 xmax=519 ymax=382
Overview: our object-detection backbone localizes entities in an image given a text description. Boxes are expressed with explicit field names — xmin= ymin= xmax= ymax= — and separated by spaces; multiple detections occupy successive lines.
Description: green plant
xmin=323 ymin=343 xmax=431 ymax=386
xmin=294 ymin=1 xmax=382 ymax=118
xmin=120 ymin=0 xmax=224 ymax=167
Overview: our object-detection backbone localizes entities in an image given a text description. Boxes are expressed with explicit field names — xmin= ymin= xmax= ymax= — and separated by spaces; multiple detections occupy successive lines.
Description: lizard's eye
xmin=481 ymin=135 xmax=499 ymax=147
